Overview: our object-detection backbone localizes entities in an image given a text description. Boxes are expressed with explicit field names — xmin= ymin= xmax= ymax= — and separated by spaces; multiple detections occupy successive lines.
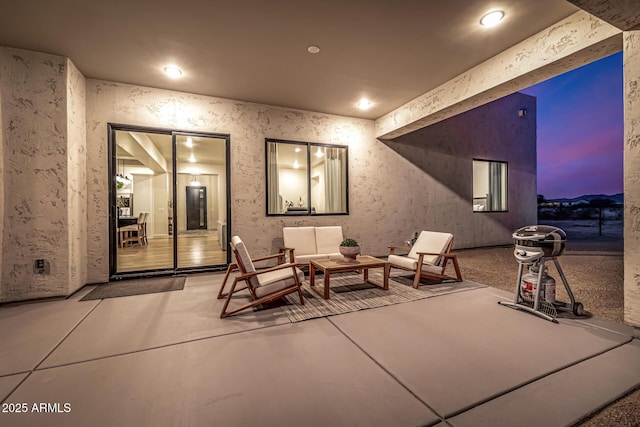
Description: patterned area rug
xmin=280 ymin=270 xmax=485 ymax=322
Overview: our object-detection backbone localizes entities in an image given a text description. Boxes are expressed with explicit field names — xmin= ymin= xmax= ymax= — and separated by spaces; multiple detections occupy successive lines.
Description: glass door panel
xmin=175 ymin=133 xmax=228 ymax=269
xmin=114 ymin=130 xmax=174 ymax=273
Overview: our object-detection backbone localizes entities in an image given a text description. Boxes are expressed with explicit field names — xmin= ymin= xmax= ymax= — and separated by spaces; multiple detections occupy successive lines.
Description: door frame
xmin=108 ymin=123 xmax=232 ymax=278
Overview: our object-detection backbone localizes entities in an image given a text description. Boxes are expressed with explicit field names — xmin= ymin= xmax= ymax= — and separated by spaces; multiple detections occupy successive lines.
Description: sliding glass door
xmin=110 ymin=125 xmax=230 ymax=277
xmin=175 ymin=133 xmax=228 ymax=269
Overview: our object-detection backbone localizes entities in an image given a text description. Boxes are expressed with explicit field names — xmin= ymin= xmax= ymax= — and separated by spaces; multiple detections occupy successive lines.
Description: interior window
xmin=266 ymin=139 xmax=348 ymax=216
xmin=473 ymin=159 xmax=508 ymax=212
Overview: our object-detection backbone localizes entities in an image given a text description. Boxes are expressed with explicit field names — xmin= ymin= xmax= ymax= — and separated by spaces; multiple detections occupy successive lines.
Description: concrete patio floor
xmin=1 ymin=272 xmax=639 ymax=427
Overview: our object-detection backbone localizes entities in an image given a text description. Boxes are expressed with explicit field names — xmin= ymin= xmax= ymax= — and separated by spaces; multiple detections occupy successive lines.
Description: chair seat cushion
xmin=256 ymin=264 xmax=303 ymax=286
xmin=388 ymin=255 xmax=444 ymax=275
xmin=255 ymin=266 xmax=305 ymax=298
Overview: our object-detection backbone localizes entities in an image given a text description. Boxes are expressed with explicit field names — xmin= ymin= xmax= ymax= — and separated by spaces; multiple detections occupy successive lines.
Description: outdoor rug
xmin=280 ymin=270 xmax=486 ymax=322
xmin=80 ymin=276 xmax=186 ymax=301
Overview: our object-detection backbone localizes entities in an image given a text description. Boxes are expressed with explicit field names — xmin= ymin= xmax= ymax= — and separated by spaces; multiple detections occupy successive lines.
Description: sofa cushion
xmin=408 ymin=231 xmax=453 ymax=266
xmin=315 ymin=226 xmax=344 ymax=255
xmin=283 ymin=226 xmax=317 ymax=256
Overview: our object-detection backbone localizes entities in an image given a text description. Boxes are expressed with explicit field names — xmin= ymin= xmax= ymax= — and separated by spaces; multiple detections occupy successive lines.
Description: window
xmin=266 ymin=138 xmax=348 ymax=215
xmin=473 ymin=159 xmax=508 ymax=212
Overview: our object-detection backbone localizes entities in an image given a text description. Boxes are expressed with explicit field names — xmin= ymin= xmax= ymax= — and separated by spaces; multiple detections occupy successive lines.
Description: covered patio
xmin=1 ymin=251 xmax=638 ymax=426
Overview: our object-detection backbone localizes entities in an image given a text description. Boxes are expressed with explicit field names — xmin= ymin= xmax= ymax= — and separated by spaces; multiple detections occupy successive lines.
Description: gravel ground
xmin=454 ymin=220 xmax=639 ymax=426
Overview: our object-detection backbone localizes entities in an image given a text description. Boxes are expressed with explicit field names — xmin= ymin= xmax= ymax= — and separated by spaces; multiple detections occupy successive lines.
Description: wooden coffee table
xmin=309 ymin=255 xmax=389 ymax=299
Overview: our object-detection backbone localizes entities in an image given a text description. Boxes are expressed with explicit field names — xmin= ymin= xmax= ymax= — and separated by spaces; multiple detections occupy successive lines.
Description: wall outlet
xmin=34 ymin=259 xmax=46 ymax=274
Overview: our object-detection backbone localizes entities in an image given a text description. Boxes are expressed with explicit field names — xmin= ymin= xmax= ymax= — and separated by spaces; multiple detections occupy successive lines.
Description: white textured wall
xmin=85 ymin=81 xmax=382 ymax=283
xmin=385 ymin=93 xmax=537 ymax=248
xmin=0 ymin=54 xmax=4 ymax=287
xmin=85 ymin=81 xmax=537 ymax=283
xmin=624 ymin=31 xmax=640 ymax=328
xmin=66 ymin=58 xmax=87 ymax=294
xmin=0 ymin=48 xmax=71 ymax=301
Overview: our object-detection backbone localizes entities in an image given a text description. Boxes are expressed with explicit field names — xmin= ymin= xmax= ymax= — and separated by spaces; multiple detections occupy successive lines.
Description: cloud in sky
xmin=520 ymin=52 xmax=623 ymax=199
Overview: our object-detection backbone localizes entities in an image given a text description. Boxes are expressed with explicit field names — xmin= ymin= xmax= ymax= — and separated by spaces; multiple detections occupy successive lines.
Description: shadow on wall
xmin=379 ymin=92 xmax=537 ymax=203
xmin=381 ymin=132 xmax=469 ymax=199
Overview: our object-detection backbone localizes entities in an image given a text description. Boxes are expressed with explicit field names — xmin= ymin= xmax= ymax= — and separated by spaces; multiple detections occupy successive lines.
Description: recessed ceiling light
xmin=163 ymin=65 xmax=183 ymax=78
xmin=356 ymin=98 xmax=373 ymax=110
xmin=480 ymin=10 xmax=505 ymax=27
xmin=185 ymin=137 xmax=193 ymax=148
xmin=307 ymin=45 xmax=320 ymax=54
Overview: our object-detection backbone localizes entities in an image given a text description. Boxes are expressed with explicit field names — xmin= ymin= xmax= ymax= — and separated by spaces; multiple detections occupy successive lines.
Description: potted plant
xmin=339 ymin=238 xmax=361 ymax=263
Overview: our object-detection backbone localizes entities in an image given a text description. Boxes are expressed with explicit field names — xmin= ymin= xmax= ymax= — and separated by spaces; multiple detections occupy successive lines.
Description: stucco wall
xmin=0 ymin=53 xmax=4 ymax=288
xmin=66 ymin=58 xmax=87 ymax=294
xmin=86 ymin=80 xmax=384 ymax=283
xmin=385 ymin=93 xmax=538 ymax=247
xmin=0 ymin=48 xmax=71 ymax=301
xmin=624 ymin=30 xmax=640 ymax=328
xmin=85 ymin=81 xmax=537 ymax=283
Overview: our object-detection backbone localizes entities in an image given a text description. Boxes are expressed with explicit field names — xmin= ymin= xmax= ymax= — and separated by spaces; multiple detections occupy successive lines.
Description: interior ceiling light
xmin=189 ymin=153 xmax=196 ymax=163
xmin=480 ymin=10 xmax=505 ymax=27
xmin=163 ymin=65 xmax=183 ymax=78
xmin=307 ymin=45 xmax=320 ymax=54
xmin=356 ymin=98 xmax=373 ymax=110
xmin=315 ymin=147 xmax=324 ymax=158
xmin=293 ymin=159 xmax=300 ymax=169
xmin=185 ymin=137 xmax=193 ymax=148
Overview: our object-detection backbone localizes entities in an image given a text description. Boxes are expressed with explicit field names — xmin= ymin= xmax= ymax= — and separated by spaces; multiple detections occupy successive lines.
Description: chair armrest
xmin=236 ymin=262 xmax=299 ymax=280
xmin=251 ymin=252 xmax=286 ymax=264
xmin=388 ymin=245 xmax=411 ymax=255
xmin=415 ymin=251 xmax=450 ymax=256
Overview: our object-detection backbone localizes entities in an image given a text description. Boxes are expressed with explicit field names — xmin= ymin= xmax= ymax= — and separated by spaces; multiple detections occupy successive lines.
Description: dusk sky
xmin=520 ymin=52 xmax=623 ymax=200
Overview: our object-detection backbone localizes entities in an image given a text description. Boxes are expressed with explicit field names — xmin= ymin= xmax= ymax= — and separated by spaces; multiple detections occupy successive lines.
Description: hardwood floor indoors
xmin=117 ymin=231 xmax=228 ymax=272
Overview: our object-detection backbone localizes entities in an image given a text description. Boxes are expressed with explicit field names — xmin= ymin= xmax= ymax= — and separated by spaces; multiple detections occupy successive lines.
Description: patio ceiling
xmin=0 ymin=0 xmax=580 ymax=120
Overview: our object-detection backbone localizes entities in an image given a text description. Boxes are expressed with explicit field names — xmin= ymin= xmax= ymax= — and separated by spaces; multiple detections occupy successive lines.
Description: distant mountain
xmin=544 ymin=193 xmax=623 ymax=205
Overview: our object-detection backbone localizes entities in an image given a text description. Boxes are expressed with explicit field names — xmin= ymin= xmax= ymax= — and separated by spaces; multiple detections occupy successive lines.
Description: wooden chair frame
xmin=219 ymin=246 xmax=305 ymax=318
xmin=217 ymin=250 xmax=288 ymax=299
xmin=387 ymin=239 xmax=462 ymax=288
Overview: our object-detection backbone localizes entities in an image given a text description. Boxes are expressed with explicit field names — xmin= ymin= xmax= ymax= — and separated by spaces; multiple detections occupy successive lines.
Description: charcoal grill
xmin=498 ymin=225 xmax=584 ymax=323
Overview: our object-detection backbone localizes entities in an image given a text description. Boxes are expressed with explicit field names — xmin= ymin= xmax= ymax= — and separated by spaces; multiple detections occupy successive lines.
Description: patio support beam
xmin=374 ymin=10 xmax=621 ymax=140
xmin=623 ymin=30 xmax=640 ymax=330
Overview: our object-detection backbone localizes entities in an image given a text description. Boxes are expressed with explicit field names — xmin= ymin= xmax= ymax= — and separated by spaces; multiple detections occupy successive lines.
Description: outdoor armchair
xmin=387 ymin=231 xmax=462 ymax=288
xmin=219 ymin=236 xmax=305 ymax=318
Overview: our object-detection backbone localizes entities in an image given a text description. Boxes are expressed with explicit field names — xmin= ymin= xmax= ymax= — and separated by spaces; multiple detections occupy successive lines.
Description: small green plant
xmin=340 ymin=238 xmax=359 ymax=247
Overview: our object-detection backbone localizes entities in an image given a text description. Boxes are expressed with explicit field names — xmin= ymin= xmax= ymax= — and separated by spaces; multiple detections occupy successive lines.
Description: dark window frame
xmin=265 ymin=138 xmax=349 ymax=217
xmin=472 ymin=158 xmax=509 ymax=213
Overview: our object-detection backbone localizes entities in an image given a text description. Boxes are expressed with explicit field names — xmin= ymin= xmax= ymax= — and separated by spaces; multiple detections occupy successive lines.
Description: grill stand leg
xmin=498 ymin=260 xmax=558 ymax=323
xmin=550 ymin=257 xmax=584 ymax=315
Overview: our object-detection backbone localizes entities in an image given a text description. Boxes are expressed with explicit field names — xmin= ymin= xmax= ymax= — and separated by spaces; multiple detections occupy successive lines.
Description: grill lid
xmin=513 ymin=225 xmax=566 ymax=242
